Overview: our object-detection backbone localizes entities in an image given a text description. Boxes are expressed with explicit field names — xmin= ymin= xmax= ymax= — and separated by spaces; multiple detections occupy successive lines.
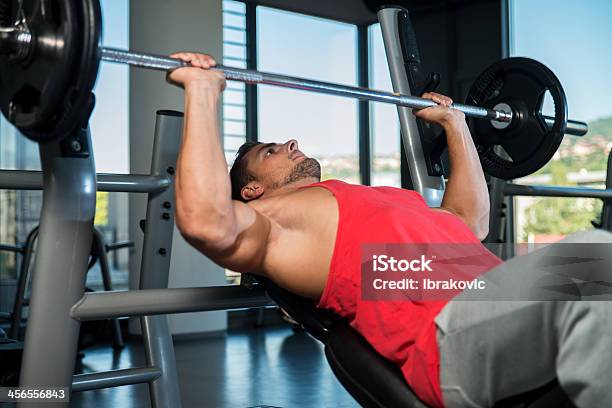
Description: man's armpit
xmin=204 ymin=203 xmax=273 ymax=273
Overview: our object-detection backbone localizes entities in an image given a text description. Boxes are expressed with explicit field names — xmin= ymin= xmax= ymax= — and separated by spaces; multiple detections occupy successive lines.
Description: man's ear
xmin=241 ymin=181 xmax=264 ymax=201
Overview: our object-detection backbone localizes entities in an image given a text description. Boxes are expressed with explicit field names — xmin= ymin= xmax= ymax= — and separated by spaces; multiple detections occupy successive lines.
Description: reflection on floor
xmin=71 ymin=326 xmax=358 ymax=408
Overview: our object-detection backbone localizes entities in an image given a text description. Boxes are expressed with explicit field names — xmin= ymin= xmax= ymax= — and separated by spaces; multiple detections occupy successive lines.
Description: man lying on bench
xmin=167 ymin=52 xmax=612 ymax=408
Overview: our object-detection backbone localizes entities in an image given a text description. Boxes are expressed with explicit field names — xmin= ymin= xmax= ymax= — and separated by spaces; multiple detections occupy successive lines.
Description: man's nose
xmin=286 ymin=139 xmax=298 ymax=152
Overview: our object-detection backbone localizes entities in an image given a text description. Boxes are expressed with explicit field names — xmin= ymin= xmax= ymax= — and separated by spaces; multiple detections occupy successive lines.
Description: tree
xmin=522 ymin=160 xmax=603 ymax=240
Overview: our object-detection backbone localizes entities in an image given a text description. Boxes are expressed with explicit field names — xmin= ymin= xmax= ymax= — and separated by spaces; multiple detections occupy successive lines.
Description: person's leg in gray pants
xmin=435 ymin=229 xmax=612 ymax=408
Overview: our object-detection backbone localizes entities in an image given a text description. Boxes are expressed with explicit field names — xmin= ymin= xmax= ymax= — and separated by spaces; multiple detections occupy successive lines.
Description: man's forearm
xmin=441 ymin=117 xmax=490 ymax=237
xmin=175 ymin=85 xmax=234 ymax=241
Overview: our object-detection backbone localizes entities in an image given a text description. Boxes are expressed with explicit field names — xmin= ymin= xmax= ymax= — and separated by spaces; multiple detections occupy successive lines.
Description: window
xmin=509 ymin=0 xmax=612 ymax=243
xmin=0 ymin=123 xmax=41 ymax=283
xmin=368 ymin=23 xmax=401 ymax=187
xmin=256 ymin=7 xmax=360 ymax=183
xmin=222 ymin=0 xmax=248 ymax=167
xmin=222 ymin=0 xmax=249 ymax=285
xmin=0 ymin=0 xmax=130 ymax=291
xmin=87 ymin=0 xmax=130 ymax=290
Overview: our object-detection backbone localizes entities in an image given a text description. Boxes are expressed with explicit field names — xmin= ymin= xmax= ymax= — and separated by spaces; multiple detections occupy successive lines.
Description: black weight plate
xmin=466 ymin=57 xmax=568 ymax=180
xmin=46 ymin=0 xmax=101 ymax=142
xmin=0 ymin=0 xmax=78 ymax=141
xmin=0 ymin=0 xmax=101 ymax=143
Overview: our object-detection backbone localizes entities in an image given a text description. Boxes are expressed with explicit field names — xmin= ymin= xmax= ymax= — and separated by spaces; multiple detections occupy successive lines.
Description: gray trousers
xmin=435 ymin=229 xmax=612 ymax=408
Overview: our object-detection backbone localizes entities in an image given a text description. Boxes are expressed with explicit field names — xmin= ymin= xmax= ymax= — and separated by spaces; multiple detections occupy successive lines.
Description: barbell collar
xmin=0 ymin=25 xmax=30 ymax=59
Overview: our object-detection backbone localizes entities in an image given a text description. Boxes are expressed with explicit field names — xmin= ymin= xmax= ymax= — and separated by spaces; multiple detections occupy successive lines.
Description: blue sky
xmin=256 ymin=7 xmax=359 ymax=157
xmin=511 ymin=0 xmax=612 ymax=123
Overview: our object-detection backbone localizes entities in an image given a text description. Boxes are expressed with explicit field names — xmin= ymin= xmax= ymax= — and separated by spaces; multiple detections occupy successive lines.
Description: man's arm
xmin=168 ymin=52 xmax=272 ymax=272
xmin=438 ymin=116 xmax=490 ymax=239
xmin=415 ymin=92 xmax=490 ymax=240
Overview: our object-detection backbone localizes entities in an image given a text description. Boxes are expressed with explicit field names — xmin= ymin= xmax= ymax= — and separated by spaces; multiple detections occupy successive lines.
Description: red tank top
xmin=310 ymin=179 xmax=501 ymax=407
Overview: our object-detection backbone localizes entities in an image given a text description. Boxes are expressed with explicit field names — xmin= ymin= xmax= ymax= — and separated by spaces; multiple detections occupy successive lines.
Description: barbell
xmin=0 ymin=0 xmax=590 ymax=179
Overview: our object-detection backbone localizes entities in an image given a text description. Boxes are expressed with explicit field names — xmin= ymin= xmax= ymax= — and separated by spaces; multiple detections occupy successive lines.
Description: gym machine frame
xmin=0 ymin=4 xmax=604 ymax=408
xmin=1 ymin=225 xmax=128 ymax=348
xmin=0 ymin=110 xmax=272 ymax=408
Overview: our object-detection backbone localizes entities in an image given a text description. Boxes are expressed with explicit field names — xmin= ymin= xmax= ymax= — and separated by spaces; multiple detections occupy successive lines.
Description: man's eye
xmin=266 ymin=149 xmax=274 ymax=156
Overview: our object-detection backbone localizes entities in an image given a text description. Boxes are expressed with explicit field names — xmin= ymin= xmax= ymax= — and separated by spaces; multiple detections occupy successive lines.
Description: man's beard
xmin=282 ymin=157 xmax=321 ymax=186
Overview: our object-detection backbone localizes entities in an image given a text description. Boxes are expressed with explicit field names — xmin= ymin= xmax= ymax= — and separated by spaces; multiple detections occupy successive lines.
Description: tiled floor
xmin=69 ymin=326 xmax=358 ymax=408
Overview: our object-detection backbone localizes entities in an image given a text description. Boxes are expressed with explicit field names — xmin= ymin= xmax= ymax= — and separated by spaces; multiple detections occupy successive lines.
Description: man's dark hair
xmin=229 ymin=141 xmax=262 ymax=202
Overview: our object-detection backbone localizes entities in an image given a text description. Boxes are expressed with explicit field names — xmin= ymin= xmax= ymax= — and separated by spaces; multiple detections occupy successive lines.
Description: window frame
xmin=226 ymin=1 xmax=372 ymax=185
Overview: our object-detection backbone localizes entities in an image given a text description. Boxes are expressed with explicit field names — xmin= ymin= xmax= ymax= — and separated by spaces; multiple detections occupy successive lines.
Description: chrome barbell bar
xmin=101 ymin=47 xmax=589 ymax=136
xmin=0 ymin=21 xmax=589 ymax=136
xmin=102 ymin=47 xmax=509 ymax=120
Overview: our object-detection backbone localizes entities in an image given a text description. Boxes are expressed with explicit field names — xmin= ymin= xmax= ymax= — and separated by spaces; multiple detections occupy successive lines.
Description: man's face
xmin=242 ymin=139 xmax=321 ymax=199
